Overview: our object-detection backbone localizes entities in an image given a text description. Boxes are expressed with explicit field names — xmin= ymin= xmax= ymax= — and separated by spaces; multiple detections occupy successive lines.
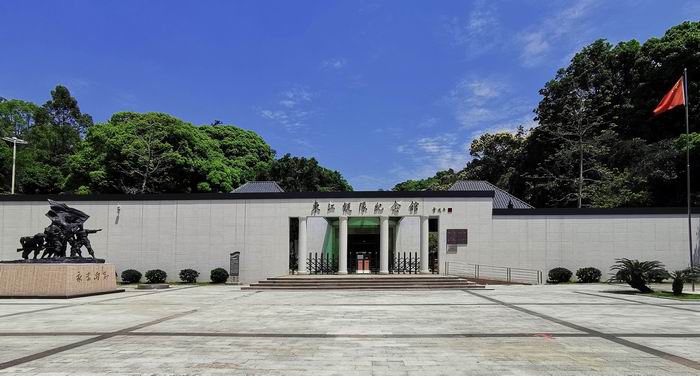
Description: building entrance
xmin=348 ymin=234 xmax=379 ymax=273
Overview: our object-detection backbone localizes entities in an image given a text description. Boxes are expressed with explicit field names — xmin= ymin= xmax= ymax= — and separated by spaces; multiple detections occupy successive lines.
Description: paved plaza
xmin=1 ymin=284 xmax=700 ymax=375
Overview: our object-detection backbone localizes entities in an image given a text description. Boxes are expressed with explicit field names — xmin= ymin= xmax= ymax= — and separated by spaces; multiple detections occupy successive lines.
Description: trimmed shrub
xmin=576 ymin=267 xmax=602 ymax=283
xmin=145 ymin=269 xmax=167 ymax=284
xmin=121 ymin=269 xmax=142 ymax=284
xmin=179 ymin=268 xmax=200 ymax=283
xmin=548 ymin=267 xmax=572 ymax=284
xmin=210 ymin=268 xmax=229 ymax=283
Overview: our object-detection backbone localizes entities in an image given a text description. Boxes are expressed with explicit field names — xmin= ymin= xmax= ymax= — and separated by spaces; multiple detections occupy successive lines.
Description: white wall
xmin=481 ymin=214 xmax=699 ymax=277
xmin=2 ymin=196 xmax=697 ymax=283
xmin=0 ymin=196 xmax=454 ymax=283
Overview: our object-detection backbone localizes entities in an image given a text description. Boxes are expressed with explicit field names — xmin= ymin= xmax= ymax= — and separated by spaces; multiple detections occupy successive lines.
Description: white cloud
xmin=292 ymin=138 xmax=312 ymax=149
xmin=395 ymin=132 xmax=470 ymax=180
xmin=417 ymin=117 xmax=438 ymax=128
xmin=259 ymin=86 xmax=316 ymax=132
xmin=385 ymin=76 xmax=534 ymax=183
xmin=279 ymin=87 xmax=313 ymax=108
xmin=445 ymin=76 xmax=532 ymax=131
xmin=320 ymin=57 xmax=347 ymax=71
xmin=517 ymin=0 xmax=600 ymax=67
xmin=468 ymin=115 xmax=537 ymax=140
xmin=444 ymin=0 xmax=501 ymax=57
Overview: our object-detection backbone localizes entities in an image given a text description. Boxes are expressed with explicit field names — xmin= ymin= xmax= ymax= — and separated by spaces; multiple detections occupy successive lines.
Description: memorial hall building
xmin=0 ymin=180 xmax=697 ymax=284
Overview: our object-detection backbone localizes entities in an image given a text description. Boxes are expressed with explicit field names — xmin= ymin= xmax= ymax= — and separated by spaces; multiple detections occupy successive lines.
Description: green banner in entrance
xmin=348 ymin=217 xmax=379 ymax=228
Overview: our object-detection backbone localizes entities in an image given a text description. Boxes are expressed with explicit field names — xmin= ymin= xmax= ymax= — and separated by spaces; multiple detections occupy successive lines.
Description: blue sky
xmin=0 ymin=1 xmax=697 ymax=190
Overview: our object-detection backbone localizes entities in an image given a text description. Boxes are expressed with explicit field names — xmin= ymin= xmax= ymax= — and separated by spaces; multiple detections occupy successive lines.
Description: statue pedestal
xmin=0 ymin=263 xmax=123 ymax=298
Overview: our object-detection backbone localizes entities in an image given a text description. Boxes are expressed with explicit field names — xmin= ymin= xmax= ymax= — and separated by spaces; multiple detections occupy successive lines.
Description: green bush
xmin=120 ymin=269 xmax=142 ymax=284
xmin=179 ymin=268 xmax=200 ymax=283
xmin=548 ymin=267 xmax=572 ymax=284
xmin=576 ymin=267 xmax=602 ymax=283
xmin=145 ymin=269 xmax=167 ymax=284
xmin=648 ymin=268 xmax=670 ymax=283
xmin=210 ymin=268 xmax=229 ymax=283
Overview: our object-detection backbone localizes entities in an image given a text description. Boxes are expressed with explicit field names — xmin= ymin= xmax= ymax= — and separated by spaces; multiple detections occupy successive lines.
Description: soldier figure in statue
xmin=7 ymin=200 xmax=105 ymax=264
xmin=42 ymin=223 xmax=64 ymax=259
xmin=16 ymin=233 xmax=45 ymax=260
xmin=69 ymin=225 xmax=102 ymax=258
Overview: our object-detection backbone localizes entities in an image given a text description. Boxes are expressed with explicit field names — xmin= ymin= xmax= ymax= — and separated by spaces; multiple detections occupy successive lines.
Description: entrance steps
xmin=242 ymin=275 xmax=486 ymax=290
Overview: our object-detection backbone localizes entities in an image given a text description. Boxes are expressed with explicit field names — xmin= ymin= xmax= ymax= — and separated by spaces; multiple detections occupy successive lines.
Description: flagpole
xmin=684 ymin=68 xmax=694 ymax=291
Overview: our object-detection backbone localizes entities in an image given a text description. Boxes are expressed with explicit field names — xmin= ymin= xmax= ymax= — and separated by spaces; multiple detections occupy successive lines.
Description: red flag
xmin=653 ymin=76 xmax=686 ymax=116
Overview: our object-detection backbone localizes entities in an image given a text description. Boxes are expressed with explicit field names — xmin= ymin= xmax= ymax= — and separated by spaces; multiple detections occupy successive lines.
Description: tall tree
xmin=0 ymin=97 xmax=72 ymax=194
xmin=43 ymin=85 xmax=93 ymax=136
xmin=461 ymin=128 xmax=527 ymax=191
xmin=66 ymin=112 xmax=235 ymax=194
xmin=393 ymin=22 xmax=700 ymax=208
xmin=199 ymin=125 xmax=275 ymax=188
xmin=532 ymin=40 xmax=618 ymax=207
xmin=0 ymin=99 xmax=43 ymax=137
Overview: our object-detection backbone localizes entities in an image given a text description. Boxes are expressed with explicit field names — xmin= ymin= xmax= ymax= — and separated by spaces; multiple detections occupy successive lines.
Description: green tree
xmin=0 ymin=99 xmax=43 ymax=137
xmin=532 ymin=40 xmax=618 ymax=207
xmin=66 ymin=112 xmax=235 ymax=194
xmin=0 ymin=95 xmax=80 ymax=194
xmin=0 ymin=100 xmax=44 ymax=192
xmin=259 ymin=154 xmax=352 ymax=192
xmin=461 ymin=128 xmax=527 ymax=192
xmin=392 ymin=129 xmax=527 ymax=193
xmin=198 ymin=124 xmax=275 ymax=188
xmin=43 ymin=85 xmax=93 ymax=136
xmin=393 ymin=178 xmax=439 ymax=192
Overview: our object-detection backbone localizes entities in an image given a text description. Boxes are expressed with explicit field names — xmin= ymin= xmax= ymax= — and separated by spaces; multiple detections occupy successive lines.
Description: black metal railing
xmin=306 ymin=252 xmax=338 ymax=274
xmin=391 ymin=251 xmax=420 ymax=274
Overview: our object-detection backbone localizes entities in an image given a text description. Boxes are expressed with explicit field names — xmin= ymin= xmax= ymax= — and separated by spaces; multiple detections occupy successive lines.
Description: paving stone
xmin=0 ymin=284 xmax=698 ymax=375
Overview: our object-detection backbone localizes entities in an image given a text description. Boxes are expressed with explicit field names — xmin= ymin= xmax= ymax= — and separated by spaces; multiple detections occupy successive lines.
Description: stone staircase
xmin=242 ymin=275 xmax=486 ymax=290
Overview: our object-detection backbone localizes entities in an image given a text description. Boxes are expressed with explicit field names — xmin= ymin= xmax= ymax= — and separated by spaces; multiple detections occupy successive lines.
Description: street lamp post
xmin=2 ymin=136 xmax=28 ymax=194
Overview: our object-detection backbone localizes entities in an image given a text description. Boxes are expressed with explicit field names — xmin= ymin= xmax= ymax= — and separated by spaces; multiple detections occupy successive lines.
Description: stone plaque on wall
xmin=446 ymin=229 xmax=468 ymax=245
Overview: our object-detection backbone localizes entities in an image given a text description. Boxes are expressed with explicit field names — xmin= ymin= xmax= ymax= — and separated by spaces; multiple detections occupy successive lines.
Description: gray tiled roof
xmin=449 ymin=180 xmax=533 ymax=209
xmin=232 ymin=181 xmax=285 ymax=193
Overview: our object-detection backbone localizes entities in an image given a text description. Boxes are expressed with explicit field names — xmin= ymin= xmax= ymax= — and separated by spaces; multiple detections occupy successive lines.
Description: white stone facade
xmin=0 ymin=193 xmax=697 ymax=283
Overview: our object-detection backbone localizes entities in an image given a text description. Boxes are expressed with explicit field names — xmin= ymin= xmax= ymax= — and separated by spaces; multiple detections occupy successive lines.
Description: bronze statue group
xmin=17 ymin=200 xmax=101 ymax=260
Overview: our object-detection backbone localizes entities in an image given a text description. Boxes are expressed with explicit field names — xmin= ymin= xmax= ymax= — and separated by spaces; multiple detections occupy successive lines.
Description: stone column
xmin=420 ymin=216 xmax=430 ymax=274
xmin=379 ymin=216 xmax=389 ymax=274
xmin=338 ymin=216 xmax=348 ymax=274
xmin=297 ymin=217 xmax=308 ymax=274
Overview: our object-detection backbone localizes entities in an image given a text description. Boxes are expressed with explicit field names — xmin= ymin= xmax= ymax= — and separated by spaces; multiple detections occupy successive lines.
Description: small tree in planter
xmin=121 ymin=269 xmax=142 ymax=284
xmin=548 ymin=267 xmax=572 ymax=284
xmin=179 ymin=269 xmax=200 ymax=283
xmin=210 ymin=268 xmax=229 ymax=283
xmin=145 ymin=269 xmax=167 ymax=284
xmin=576 ymin=267 xmax=602 ymax=283
xmin=609 ymin=258 xmax=666 ymax=293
